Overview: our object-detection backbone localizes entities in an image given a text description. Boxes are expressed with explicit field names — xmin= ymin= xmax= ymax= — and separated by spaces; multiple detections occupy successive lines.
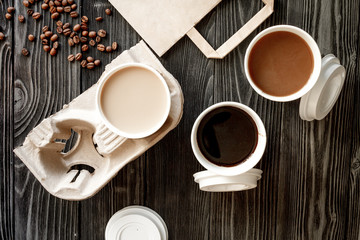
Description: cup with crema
xmin=96 ymin=63 xmax=171 ymax=139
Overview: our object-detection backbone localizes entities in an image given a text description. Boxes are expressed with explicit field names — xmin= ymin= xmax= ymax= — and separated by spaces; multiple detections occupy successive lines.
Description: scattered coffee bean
xmin=71 ymin=3 xmax=77 ymax=10
xmin=50 ymin=6 xmax=56 ymax=13
xmin=43 ymin=45 xmax=50 ymax=52
xmin=40 ymin=34 xmax=46 ymax=40
xmin=68 ymin=38 xmax=74 ymax=46
xmin=64 ymin=6 xmax=71 ymax=12
xmin=82 ymin=31 xmax=88 ymax=36
xmin=0 ymin=32 xmax=5 ymax=41
xmin=105 ymin=9 xmax=112 ymax=15
xmin=63 ymin=28 xmax=71 ymax=36
xmin=67 ymin=0 xmax=74 ymax=4
xmin=45 ymin=31 xmax=53 ymax=38
xmin=5 ymin=13 xmax=12 ymax=20
xmin=56 ymin=27 xmax=63 ymax=34
xmin=28 ymin=0 xmax=34 ymax=4
xmin=87 ymin=62 xmax=95 ymax=69
xmin=112 ymin=42 xmax=117 ymax=51
xmin=70 ymin=11 xmax=78 ymax=18
xmin=106 ymin=46 xmax=112 ymax=52
xmin=70 ymin=32 xmax=76 ymax=38
xmin=49 ymin=1 xmax=54 ymax=7
xmin=80 ymin=60 xmax=87 ymax=67
xmin=18 ymin=15 xmax=25 ymax=23
xmin=80 ymin=23 xmax=88 ymax=31
xmin=63 ymin=22 xmax=70 ymax=29
xmin=57 ymin=6 xmax=64 ymax=13
xmin=23 ymin=0 xmax=30 ymax=7
xmin=56 ymin=20 xmax=63 ymax=27
xmin=42 ymin=26 xmax=49 ymax=32
xmin=22 ymin=48 xmax=29 ymax=56
xmin=73 ymin=24 xmax=80 ymax=32
xmin=97 ymin=44 xmax=105 ymax=52
xmin=95 ymin=36 xmax=101 ymax=43
xmin=41 ymin=3 xmax=49 ymax=10
xmin=53 ymin=41 xmax=59 ymax=49
xmin=81 ymin=16 xmax=88 ymax=23
xmin=95 ymin=17 xmax=103 ymax=22
xmin=50 ymin=48 xmax=57 ymax=56
xmin=94 ymin=59 xmax=101 ymax=66
xmin=42 ymin=39 xmax=49 ymax=45
xmin=51 ymin=12 xmax=59 ymax=19
xmin=28 ymin=34 xmax=35 ymax=42
xmin=80 ymin=37 xmax=87 ymax=43
xmin=75 ymin=53 xmax=82 ymax=60
xmin=32 ymin=12 xmax=41 ymax=20
xmin=62 ymin=0 xmax=67 ymax=6
xmin=54 ymin=0 xmax=61 ymax=6
xmin=89 ymin=39 xmax=95 ymax=46
xmin=68 ymin=54 xmax=75 ymax=62
xmin=7 ymin=7 xmax=15 ymax=13
xmin=89 ymin=31 xmax=96 ymax=38
xmin=27 ymin=9 xmax=34 ymax=16
xmin=50 ymin=34 xmax=58 ymax=42
xmin=87 ymin=56 xmax=94 ymax=62
xmin=44 ymin=0 xmax=50 ymax=3
xmin=73 ymin=35 xmax=80 ymax=44
xmin=97 ymin=29 xmax=106 ymax=38
xmin=81 ymin=44 xmax=89 ymax=51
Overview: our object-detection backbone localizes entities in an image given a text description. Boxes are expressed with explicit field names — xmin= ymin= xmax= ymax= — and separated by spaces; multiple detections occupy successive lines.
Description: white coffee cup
xmin=191 ymin=102 xmax=266 ymax=176
xmin=244 ymin=25 xmax=322 ymax=102
xmin=96 ymin=63 xmax=171 ymax=139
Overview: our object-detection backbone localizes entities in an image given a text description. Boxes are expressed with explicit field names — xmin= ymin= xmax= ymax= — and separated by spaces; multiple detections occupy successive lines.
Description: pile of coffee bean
xmin=1 ymin=1 xmax=117 ymax=70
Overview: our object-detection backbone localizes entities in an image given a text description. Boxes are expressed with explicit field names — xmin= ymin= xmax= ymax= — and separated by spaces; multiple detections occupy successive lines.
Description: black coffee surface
xmin=197 ymin=106 xmax=258 ymax=166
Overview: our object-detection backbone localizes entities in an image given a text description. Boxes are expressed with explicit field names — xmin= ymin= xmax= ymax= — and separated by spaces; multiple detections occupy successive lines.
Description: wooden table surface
xmin=1 ymin=0 xmax=360 ymax=239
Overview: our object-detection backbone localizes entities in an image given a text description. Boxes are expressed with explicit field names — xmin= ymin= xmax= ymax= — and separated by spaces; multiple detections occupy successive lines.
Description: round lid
xmin=193 ymin=168 xmax=263 ymax=192
xmin=105 ymin=206 xmax=168 ymax=240
xmin=299 ymin=54 xmax=346 ymax=121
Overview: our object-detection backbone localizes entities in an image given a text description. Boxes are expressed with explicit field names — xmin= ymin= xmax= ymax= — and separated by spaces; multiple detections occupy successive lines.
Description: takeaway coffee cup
xmin=96 ymin=63 xmax=171 ymax=139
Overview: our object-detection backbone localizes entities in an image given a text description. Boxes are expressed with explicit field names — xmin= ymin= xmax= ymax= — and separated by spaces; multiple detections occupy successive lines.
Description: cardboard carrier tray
xmin=14 ymin=41 xmax=184 ymax=200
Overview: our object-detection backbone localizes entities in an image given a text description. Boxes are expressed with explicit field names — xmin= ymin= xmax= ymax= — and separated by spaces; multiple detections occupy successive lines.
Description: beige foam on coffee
xmin=13 ymin=41 xmax=184 ymax=200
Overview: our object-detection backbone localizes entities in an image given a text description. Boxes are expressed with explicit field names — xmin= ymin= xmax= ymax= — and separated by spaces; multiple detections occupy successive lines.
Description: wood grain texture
xmin=0 ymin=0 xmax=359 ymax=239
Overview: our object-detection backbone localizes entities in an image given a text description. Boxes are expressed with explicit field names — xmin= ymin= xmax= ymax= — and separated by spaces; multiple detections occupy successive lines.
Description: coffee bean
xmin=28 ymin=34 xmax=35 ymax=42
xmin=50 ymin=34 xmax=58 ymax=42
xmin=54 ymin=0 xmax=61 ymax=6
xmin=73 ymin=35 xmax=80 ymax=44
xmin=7 ymin=7 xmax=15 ymax=13
xmin=42 ymin=39 xmax=49 ymax=45
xmin=0 ymin=32 xmax=5 ymax=41
xmin=70 ymin=32 xmax=76 ymax=38
xmin=68 ymin=54 xmax=75 ymax=62
xmin=63 ymin=22 xmax=70 ymax=29
xmin=95 ymin=17 xmax=103 ymax=22
xmin=80 ymin=60 xmax=87 ymax=68
xmin=112 ymin=42 xmax=118 ymax=51
xmin=63 ymin=28 xmax=71 ymax=36
xmin=56 ymin=27 xmax=63 ymax=34
xmin=64 ymin=6 xmax=71 ymax=12
xmin=68 ymin=38 xmax=74 ymax=46
xmin=86 ymin=56 xmax=94 ymax=62
xmin=41 ymin=3 xmax=49 ymax=10
xmin=95 ymin=36 xmax=101 ymax=43
xmin=80 ymin=23 xmax=88 ymax=31
xmin=49 ymin=1 xmax=54 ymax=7
xmin=80 ymin=37 xmax=87 ymax=43
xmin=43 ymin=45 xmax=51 ymax=52
xmin=51 ymin=12 xmax=59 ymax=19
xmin=70 ymin=11 xmax=78 ymax=18
xmin=45 ymin=31 xmax=53 ymax=38
xmin=40 ymin=34 xmax=46 ymax=40
xmin=56 ymin=20 xmax=63 ymax=27
xmin=75 ymin=53 xmax=82 ymax=61
xmin=32 ymin=12 xmax=41 ymax=20
xmin=105 ymin=9 xmax=112 ymax=15
xmin=106 ymin=46 xmax=112 ymax=53
xmin=27 ymin=9 xmax=34 ymax=16
xmin=97 ymin=29 xmax=106 ymax=38
xmin=18 ymin=15 xmax=25 ymax=23
xmin=50 ymin=48 xmax=57 ymax=56
xmin=62 ymin=0 xmax=67 ymax=6
xmin=5 ymin=13 xmax=12 ymax=20
xmin=28 ymin=0 xmax=34 ymax=4
xmin=53 ymin=41 xmax=59 ymax=49
xmin=71 ymin=3 xmax=77 ymax=10
xmin=97 ymin=44 xmax=105 ymax=52
xmin=22 ymin=48 xmax=29 ymax=56
xmin=67 ymin=0 xmax=74 ymax=4
xmin=23 ymin=0 xmax=30 ymax=7
xmin=89 ymin=39 xmax=95 ymax=47
xmin=73 ymin=24 xmax=80 ymax=32
xmin=94 ymin=59 xmax=101 ymax=66
xmin=87 ymin=62 xmax=95 ymax=69
xmin=57 ymin=7 xmax=64 ymax=13
xmin=81 ymin=44 xmax=88 ymax=52
xmin=82 ymin=31 xmax=88 ymax=36
xmin=50 ymin=6 xmax=56 ymax=13
xmin=81 ymin=16 xmax=88 ymax=23
xmin=42 ymin=26 xmax=49 ymax=32
xmin=89 ymin=31 xmax=96 ymax=38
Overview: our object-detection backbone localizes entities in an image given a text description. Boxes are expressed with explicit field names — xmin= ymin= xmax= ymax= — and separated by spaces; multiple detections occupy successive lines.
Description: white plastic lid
xmin=299 ymin=54 xmax=346 ymax=121
xmin=193 ymin=168 xmax=263 ymax=192
xmin=105 ymin=206 xmax=168 ymax=240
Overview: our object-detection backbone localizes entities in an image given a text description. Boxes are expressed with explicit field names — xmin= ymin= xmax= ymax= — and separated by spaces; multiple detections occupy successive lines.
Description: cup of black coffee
xmin=191 ymin=102 xmax=266 ymax=176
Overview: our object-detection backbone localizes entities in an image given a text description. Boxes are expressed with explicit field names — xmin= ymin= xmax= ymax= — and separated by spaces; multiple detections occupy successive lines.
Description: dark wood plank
xmin=12 ymin=1 xmax=81 ymax=239
xmin=0 ymin=1 xmax=14 ymax=239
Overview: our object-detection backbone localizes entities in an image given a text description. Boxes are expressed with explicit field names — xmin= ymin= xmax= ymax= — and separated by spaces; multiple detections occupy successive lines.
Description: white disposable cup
xmin=244 ymin=25 xmax=322 ymax=102
xmin=96 ymin=63 xmax=171 ymax=139
xmin=191 ymin=102 xmax=266 ymax=176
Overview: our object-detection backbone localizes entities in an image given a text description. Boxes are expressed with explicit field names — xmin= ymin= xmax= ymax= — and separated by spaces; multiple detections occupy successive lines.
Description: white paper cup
xmin=244 ymin=25 xmax=322 ymax=102
xmin=96 ymin=63 xmax=171 ymax=139
xmin=191 ymin=102 xmax=266 ymax=176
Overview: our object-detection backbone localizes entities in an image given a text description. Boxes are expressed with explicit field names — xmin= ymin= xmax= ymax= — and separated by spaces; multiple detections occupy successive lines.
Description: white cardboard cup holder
xmin=14 ymin=41 xmax=184 ymax=200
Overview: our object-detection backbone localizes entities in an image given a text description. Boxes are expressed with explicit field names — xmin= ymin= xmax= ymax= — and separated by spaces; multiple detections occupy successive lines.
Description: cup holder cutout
xmin=68 ymin=164 xmax=95 ymax=183
xmin=53 ymin=129 xmax=79 ymax=154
